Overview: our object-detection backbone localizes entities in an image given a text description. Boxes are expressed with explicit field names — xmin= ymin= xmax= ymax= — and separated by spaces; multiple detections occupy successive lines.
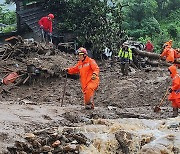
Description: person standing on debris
xmin=118 ymin=43 xmax=133 ymax=76
xmin=160 ymin=40 xmax=175 ymax=63
xmin=168 ymin=65 xmax=180 ymax=117
xmin=65 ymin=47 xmax=100 ymax=109
xmin=38 ymin=13 xmax=54 ymax=43
xmin=145 ymin=40 xmax=154 ymax=52
xmin=163 ymin=40 xmax=173 ymax=49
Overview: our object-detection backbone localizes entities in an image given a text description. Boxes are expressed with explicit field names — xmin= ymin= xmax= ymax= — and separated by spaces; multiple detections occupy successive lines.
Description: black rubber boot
xmin=85 ymin=101 xmax=94 ymax=110
xmin=124 ymin=63 xmax=129 ymax=76
xmin=172 ymin=108 xmax=178 ymax=117
xmin=121 ymin=64 xmax=125 ymax=75
xmin=85 ymin=104 xmax=92 ymax=110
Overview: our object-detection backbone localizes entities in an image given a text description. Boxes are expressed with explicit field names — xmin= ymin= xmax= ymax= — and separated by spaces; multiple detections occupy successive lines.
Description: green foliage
xmin=45 ymin=0 xmax=180 ymax=53
xmin=48 ymin=0 xmax=127 ymax=53
xmin=0 ymin=4 xmax=16 ymax=33
xmin=122 ymin=0 xmax=179 ymax=53
xmin=1 ymin=0 xmax=179 ymax=55
xmin=158 ymin=8 xmax=180 ymax=49
xmin=141 ymin=18 xmax=161 ymax=35
xmin=122 ymin=0 xmax=159 ymax=39
xmin=0 ymin=11 xmax=16 ymax=25
xmin=1 ymin=25 xmax=16 ymax=33
xmin=155 ymin=0 xmax=180 ymax=19
xmin=167 ymin=24 xmax=178 ymax=39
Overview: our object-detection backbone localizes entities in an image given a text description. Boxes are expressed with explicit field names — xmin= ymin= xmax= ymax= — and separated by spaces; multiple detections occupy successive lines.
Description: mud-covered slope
xmin=0 ymin=51 xmax=171 ymax=117
xmin=0 ymin=42 xmax=177 ymax=153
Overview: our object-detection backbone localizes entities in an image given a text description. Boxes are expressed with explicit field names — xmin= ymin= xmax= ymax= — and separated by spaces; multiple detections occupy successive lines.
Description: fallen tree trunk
xmin=132 ymin=47 xmax=180 ymax=65
xmin=132 ymin=47 xmax=160 ymax=59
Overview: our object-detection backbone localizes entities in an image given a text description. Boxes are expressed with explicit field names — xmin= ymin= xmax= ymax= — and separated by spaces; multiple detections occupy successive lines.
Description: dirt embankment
xmin=0 ymin=39 xmax=176 ymax=153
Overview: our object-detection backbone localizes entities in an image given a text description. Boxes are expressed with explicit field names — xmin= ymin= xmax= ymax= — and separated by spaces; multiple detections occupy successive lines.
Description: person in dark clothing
xmin=118 ymin=43 xmax=133 ymax=76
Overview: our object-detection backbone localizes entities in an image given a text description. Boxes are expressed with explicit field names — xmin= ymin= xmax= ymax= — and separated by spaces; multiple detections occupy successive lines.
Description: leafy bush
xmin=1 ymin=25 xmax=16 ymax=33
xmin=167 ymin=24 xmax=178 ymax=39
xmin=0 ymin=4 xmax=16 ymax=32
xmin=47 ymin=0 xmax=128 ymax=54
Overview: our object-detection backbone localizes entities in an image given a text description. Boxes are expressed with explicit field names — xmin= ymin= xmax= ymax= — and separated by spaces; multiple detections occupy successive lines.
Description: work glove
xmin=91 ymin=73 xmax=97 ymax=80
xmin=168 ymin=88 xmax=173 ymax=93
xmin=62 ymin=68 xmax=68 ymax=74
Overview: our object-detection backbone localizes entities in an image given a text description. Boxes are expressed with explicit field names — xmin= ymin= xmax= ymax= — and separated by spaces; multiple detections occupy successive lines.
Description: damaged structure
xmin=10 ymin=0 xmax=76 ymax=50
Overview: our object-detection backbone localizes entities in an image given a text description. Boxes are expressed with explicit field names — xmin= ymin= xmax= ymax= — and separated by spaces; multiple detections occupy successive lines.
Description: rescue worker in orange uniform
xmin=160 ymin=40 xmax=175 ymax=63
xmin=168 ymin=65 xmax=180 ymax=117
xmin=163 ymin=40 xmax=173 ymax=48
xmin=66 ymin=47 xmax=100 ymax=109
xmin=173 ymin=48 xmax=180 ymax=68
xmin=38 ymin=13 xmax=54 ymax=43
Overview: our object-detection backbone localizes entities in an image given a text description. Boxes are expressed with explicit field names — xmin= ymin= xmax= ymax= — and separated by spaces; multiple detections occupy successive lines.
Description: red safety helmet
xmin=48 ymin=13 xmax=54 ymax=19
xmin=77 ymin=47 xmax=88 ymax=55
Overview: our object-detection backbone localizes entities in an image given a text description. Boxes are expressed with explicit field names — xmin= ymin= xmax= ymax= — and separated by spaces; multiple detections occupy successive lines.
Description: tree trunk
xmin=132 ymin=47 xmax=180 ymax=65
xmin=132 ymin=47 xmax=160 ymax=59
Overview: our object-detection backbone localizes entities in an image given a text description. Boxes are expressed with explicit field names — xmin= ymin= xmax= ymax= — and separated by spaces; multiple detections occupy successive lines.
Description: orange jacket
xmin=160 ymin=47 xmax=175 ymax=62
xmin=168 ymin=65 xmax=180 ymax=101
xmin=68 ymin=56 xmax=100 ymax=91
xmin=174 ymin=49 xmax=180 ymax=59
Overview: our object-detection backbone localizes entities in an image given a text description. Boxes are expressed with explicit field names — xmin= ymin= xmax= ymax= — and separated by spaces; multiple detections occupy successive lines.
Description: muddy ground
xmin=0 ymin=42 xmax=176 ymax=153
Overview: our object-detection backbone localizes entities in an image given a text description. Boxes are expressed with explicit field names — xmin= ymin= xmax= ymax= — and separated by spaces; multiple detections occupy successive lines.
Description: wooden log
xmin=132 ymin=47 xmax=160 ymax=59
xmin=5 ymin=36 xmax=19 ymax=46
xmin=132 ymin=47 xmax=180 ymax=65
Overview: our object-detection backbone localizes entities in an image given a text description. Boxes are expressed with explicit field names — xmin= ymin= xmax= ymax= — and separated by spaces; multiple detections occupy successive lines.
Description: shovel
xmin=49 ymin=35 xmax=53 ymax=44
xmin=61 ymin=72 xmax=67 ymax=107
xmin=154 ymin=88 xmax=169 ymax=112
xmin=41 ymin=29 xmax=45 ymax=43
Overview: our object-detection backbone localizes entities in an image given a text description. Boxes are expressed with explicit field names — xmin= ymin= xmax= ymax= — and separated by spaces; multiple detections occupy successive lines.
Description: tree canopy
xmin=0 ymin=3 xmax=16 ymax=33
xmin=1 ymin=0 xmax=180 ymax=53
xmin=49 ymin=0 xmax=179 ymax=53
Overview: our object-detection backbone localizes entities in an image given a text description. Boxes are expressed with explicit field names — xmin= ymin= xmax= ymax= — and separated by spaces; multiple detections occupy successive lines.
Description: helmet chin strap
xmin=82 ymin=55 xmax=87 ymax=62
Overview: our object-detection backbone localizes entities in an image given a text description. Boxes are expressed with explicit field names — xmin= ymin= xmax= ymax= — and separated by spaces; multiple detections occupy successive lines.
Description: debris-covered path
xmin=0 ymin=39 xmax=179 ymax=153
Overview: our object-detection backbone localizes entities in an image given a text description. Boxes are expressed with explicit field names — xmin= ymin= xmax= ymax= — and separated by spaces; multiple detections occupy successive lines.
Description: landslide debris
xmin=0 ymin=37 xmax=176 ymax=153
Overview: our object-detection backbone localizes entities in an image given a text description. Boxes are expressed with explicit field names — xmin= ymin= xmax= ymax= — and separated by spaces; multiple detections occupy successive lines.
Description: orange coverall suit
xmin=68 ymin=56 xmax=100 ymax=108
xmin=168 ymin=65 xmax=180 ymax=108
xmin=160 ymin=46 xmax=176 ymax=63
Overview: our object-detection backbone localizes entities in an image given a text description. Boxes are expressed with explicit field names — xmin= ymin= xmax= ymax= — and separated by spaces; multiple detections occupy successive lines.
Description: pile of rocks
xmin=7 ymin=127 xmax=90 ymax=153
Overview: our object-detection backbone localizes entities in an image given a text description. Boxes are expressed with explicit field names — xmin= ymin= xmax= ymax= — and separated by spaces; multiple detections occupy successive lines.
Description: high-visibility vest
xmin=118 ymin=48 xmax=132 ymax=60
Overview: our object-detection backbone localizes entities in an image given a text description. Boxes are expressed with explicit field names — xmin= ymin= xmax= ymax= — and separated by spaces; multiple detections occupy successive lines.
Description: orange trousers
xmin=83 ymin=80 xmax=99 ymax=109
